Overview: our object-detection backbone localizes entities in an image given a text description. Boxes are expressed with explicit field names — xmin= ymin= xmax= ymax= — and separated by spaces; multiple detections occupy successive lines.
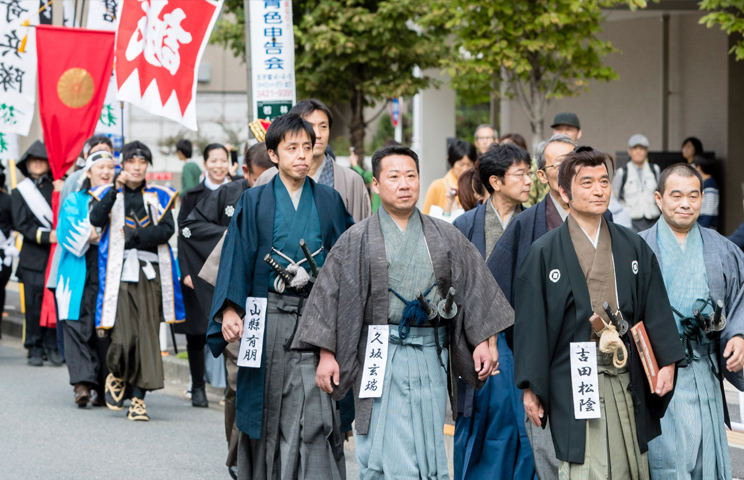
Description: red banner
xmin=36 ymin=25 xmax=115 ymax=327
xmin=115 ymin=0 xmax=223 ymax=130
xmin=36 ymin=26 xmax=116 ymax=180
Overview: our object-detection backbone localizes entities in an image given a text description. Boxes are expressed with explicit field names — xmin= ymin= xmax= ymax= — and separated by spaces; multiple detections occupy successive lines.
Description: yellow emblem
xmin=57 ymin=68 xmax=94 ymax=109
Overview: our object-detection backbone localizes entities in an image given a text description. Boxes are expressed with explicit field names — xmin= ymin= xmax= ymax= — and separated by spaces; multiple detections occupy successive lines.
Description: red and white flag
xmin=114 ymin=0 xmax=223 ymax=130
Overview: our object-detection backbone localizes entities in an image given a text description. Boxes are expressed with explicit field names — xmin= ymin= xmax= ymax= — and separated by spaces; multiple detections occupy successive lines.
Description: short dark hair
xmin=478 ymin=143 xmax=532 ymax=194
xmin=371 ymin=145 xmax=420 ymax=180
xmin=557 ymin=146 xmax=614 ymax=200
xmin=244 ymin=142 xmax=273 ymax=172
xmin=692 ymin=155 xmax=715 ymax=175
xmin=202 ymin=143 xmax=228 ymax=162
xmin=499 ymin=133 xmax=528 ymax=151
xmin=447 ymin=139 xmax=476 ymax=168
xmin=289 ymin=99 xmax=333 ymax=129
xmin=265 ymin=114 xmax=316 ymax=154
xmin=85 ymin=135 xmax=113 ymax=156
xmin=176 ymin=139 xmax=193 ymax=158
xmin=657 ymin=163 xmax=703 ymax=196
xmin=122 ymin=141 xmax=152 ymax=164
xmin=682 ymin=136 xmax=704 ymax=156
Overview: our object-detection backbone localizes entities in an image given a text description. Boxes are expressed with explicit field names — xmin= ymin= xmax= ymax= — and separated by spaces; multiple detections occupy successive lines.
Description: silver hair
xmin=474 ymin=124 xmax=497 ymax=139
xmin=535 ymin=134 xmax=576 ymax=170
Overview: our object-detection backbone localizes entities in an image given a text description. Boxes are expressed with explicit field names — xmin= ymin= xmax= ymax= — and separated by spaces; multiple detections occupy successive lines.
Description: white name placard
xmin=570 ymin=342 xmax=601 ymax=420
xmin=237 ymin=297 xmax=267 ymax=368
xmin=358 ymin=325 xmax=390 ymax=398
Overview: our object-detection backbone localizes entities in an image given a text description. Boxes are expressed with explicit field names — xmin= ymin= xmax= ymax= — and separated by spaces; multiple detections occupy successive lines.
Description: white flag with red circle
xmin=114 ymin=0 xmax=223 ymax=130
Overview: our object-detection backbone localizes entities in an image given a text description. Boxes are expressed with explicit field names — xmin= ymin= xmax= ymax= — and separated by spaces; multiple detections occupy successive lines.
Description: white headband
xmin=84 ymin=151 xmax=116 ymax=171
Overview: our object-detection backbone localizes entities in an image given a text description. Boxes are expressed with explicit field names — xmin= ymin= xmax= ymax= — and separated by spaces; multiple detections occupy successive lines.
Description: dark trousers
xmin=186 ymin=334 xmax=207 ymax=390
xmin=63 ymin=281 xmax=104 ymax=386
xmin=0 ymin=263 xmax=12 ymax=335
xmin=21 ymin=269 xmax=56 ymax=353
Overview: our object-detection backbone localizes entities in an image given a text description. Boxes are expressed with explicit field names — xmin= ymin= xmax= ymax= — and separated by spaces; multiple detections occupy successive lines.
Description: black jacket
xmin=12 ymin=176 xmax=53 ymax=274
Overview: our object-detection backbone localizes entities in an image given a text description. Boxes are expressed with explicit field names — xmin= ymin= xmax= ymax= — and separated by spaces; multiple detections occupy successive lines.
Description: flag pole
xmin=243 ymin=0 xmax=253 ymax=126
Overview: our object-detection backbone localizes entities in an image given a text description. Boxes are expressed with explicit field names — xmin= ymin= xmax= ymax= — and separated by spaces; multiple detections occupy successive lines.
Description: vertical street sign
xmin=249 ymin=0 xmax=295 ymax=121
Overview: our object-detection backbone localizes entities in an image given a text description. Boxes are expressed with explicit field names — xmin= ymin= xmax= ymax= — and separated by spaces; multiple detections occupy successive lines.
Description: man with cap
xmin=612 ymin=134 xmax=661 ymax=233
xmin=12 ymin=140 xmax=62 ymax=366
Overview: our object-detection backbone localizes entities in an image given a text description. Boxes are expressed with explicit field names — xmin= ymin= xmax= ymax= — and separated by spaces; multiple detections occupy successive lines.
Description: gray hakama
xmin=237 ymin=293 xmax=345 ymax=480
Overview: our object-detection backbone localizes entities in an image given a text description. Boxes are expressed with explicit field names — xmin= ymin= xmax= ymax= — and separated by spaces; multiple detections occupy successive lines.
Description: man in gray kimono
xmin=640 ymin=163 xmax=744 ymax=479
xmin=291 ymin=145 xmax=513 ymax=479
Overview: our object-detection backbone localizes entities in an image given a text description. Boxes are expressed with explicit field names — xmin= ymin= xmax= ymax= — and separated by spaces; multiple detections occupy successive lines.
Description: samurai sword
xmin=693 ymin=308 xmax=709 ymax=332
xmin=299 ymin=239 xmax=319 ymax=277
xmin=712 ymin=299 xmax=726 ymax=331
xmin=416 ymin=290 xmax=438 ymax=320
xmin=264 ymin=254 xmax=294 ymax=285
xmin=438 ymin=287 xmax=458 ymax=320
xmin=602 ymin=301 xmax=628 ymax=336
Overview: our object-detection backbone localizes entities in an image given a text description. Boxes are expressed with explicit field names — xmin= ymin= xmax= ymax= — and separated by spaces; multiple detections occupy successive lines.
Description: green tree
xmin=423 ymin=0 xmax=647 ymax=152
xmin=700 ymin=0 xmax=744 ymax=60
xmin=211 ymin=0 xmax=448 ymax=158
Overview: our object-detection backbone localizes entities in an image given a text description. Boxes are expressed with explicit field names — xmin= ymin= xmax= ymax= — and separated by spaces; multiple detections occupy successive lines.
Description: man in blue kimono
xmin=452 ymin=142 xmax=536 ymax=480
xmin=209 ymin=114 xmax=354 ymax=480
xmin=640 ymin=163 xmax=744 ymax=479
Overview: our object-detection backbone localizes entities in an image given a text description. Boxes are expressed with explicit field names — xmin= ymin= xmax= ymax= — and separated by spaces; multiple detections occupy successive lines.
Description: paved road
xmin=0 ymin=337 xmax=360 ymax=480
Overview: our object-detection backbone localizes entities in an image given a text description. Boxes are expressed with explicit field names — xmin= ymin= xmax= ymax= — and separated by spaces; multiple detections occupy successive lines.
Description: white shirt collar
xmin=548 ymin=192 xmax=569 ymax=222
xmin=580 ymin=217 xmax=602 ymax=249
xmin=204 ymin=175 xmax=229 ymax=191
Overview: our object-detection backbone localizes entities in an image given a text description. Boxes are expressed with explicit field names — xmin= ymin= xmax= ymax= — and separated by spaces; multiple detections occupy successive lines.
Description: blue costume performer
xmin=90 ymin=141 xmax=184 ymax=421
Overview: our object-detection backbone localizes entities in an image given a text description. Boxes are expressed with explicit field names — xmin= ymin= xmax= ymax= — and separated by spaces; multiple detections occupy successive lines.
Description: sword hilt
xmin=416 ymin=290 xmax=438 ymax=320
xmin=264 ymin=254 xmax=293 ymax=285
xmin=713 ymin=299 xmax=724 ymax=326
xmin=438 ymin=287 xmax=458 ymax=320
xmin=299 ymin=239 xmax=319 ymax=277
xmin=693 ymin=308 xmax=709 ymax=332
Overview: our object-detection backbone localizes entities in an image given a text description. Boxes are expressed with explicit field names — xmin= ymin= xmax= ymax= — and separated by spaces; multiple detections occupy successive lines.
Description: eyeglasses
xmin=543 ymin=162 xmax=562 ymax=171
xmin=476 ymin=136 xmax=495 ymax=141
xmin=503 ymin=171 xmax=529 ymax=180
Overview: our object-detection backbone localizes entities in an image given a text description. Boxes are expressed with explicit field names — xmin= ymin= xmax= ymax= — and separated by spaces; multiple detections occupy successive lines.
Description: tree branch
xmin=330 ymin=104 xmax=350 ymax=125
xmin=363 ymin=100 xmax=391 ymax=128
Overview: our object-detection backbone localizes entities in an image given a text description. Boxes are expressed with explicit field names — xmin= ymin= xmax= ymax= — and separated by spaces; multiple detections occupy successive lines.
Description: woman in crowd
xmin=682 ymin=136 xmax=704 ymax=164
xmin=499 ymin=132 xmax=528 ymax=150
xmin=457 ymin=162 xmax=488 ymax=212
xmin=175 ymin=143 xmax=231 ymax=407
xmin=55 ymin=151 xmax=117 ymax=407
xmin=423 ymin=138 xmax=476 ymax=217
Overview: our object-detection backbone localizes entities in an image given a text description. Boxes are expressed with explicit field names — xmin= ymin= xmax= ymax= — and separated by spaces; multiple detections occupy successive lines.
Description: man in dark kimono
xmin=292 ymin=145 xmax=513 ymax=479
xmin=209 ymin=114 xmax=353 ymax=480
xmin=180 ymin=142 xmax=274 ymax=478
xmin=451 ymin=143 xmax=536 ymax=480
xmin=489 ymin=134 xmax=611 ymax=480
xmin=254 ymin=99 xmax=371 ymax=222
xmin=514 ymin=147 xmax=686 ymax=479
xmin=640 ymin=164 xmax=744 ymax=479
xmin=12 ymin=140 xmax=62 ymax=366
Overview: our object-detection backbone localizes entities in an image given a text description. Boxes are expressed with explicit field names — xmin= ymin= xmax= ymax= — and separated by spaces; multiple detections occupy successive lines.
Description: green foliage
xmin=700 ymin=0 xmax=744 ymax=60
xmin=329 ymin=134 xmax=351 ymax=156
xmin=456 ymin=97 xmax=489 ymax=143
xmin=211 ymin=0 xmax=448 ymax=157
xmin=422 ymin=0 xmax=646 ymax=147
